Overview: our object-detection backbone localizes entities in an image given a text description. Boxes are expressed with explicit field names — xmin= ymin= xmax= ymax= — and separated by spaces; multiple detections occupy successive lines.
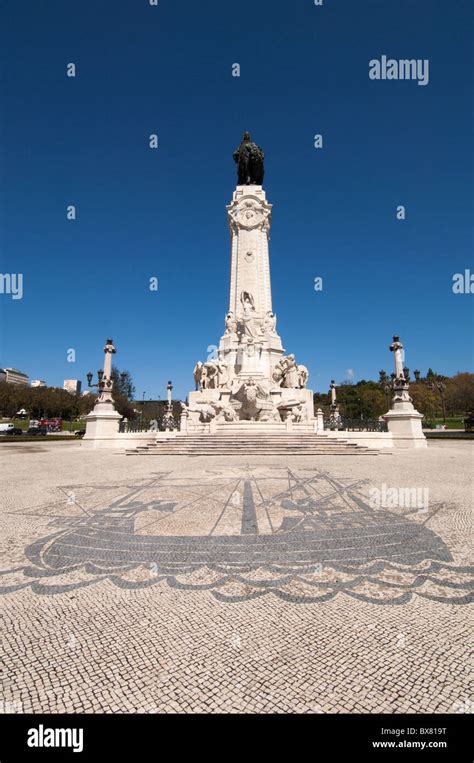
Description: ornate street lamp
xmin=328 ymin=379 xmax=342 ymax=430
xmin=83 ymin=338 xmax=122 ymax=441
xmin=162 ymin=380 xmax=175 ymax=431
xmin=86 ymin=339 xmax=116 ymax=405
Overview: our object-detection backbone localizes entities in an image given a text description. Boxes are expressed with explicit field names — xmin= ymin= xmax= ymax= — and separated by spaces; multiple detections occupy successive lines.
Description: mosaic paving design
xmin=1 ymin=467 xmax=471 ymax=605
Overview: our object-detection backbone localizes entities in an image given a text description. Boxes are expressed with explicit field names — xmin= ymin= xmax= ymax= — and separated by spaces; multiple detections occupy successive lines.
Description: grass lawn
xmin=12 ymin=418 xmax=86 ymax=432
xmin=431 ymin=417 xmax=464 ymax=430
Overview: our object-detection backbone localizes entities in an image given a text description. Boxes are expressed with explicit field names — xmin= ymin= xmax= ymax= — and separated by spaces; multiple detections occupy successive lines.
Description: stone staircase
xmin=126 ymin=429 xmax=380 ymax=456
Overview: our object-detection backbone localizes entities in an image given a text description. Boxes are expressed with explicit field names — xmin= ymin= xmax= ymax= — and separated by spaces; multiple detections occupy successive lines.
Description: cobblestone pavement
xmin=1 ymin=441 xmax=472 ymax=713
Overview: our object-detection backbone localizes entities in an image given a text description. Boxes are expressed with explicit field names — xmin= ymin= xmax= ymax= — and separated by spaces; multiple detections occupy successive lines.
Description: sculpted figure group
xmin=193 ymin=360 xmax=229 ymax=391
xmin=193 ymin=352 xmax=307 ymax=394
xmin=272 ymin=355 xmax=309 ymax=389
xmin=224 ymin=305 xmax=278 ymax=343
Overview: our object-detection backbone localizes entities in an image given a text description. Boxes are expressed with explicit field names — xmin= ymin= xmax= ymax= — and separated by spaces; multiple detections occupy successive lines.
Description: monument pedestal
xmin=383 ymin=383 xmax=427 ymax=448
xmin=83 ymin=403 xmax=122 ymax=448
xmin=383 ymin=340 xmax=427 ymax=449
xmin=384 ymin=408 xmax=427 ymax=448
xmin=83 ymin=339 xmax=122 ymax=448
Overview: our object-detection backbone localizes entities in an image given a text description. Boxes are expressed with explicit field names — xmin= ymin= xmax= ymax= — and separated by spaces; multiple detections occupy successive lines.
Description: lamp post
xmin=83 ymin=338 xmax=122 ymax=442
xmin=86 ymin=338 xmax=116 ymax=405
xmin=427 ymin=379 xmax=446 ymax=424
xmin=437 ymin=381 xmax=447 ymax=423
xmin=329 ymin=379 xmax=341 ymax=430
xmin=162 ymin=381 xmax=175 ymax=431
xmin=379 ymin=370 xmax=391 ymax=410
xmin=383 ymin=334 xmax=426 ymax=446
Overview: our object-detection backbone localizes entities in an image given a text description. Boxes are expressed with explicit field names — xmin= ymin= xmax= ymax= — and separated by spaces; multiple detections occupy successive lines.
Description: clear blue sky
xmin=1 ymin=0 xmax=472 ymax=400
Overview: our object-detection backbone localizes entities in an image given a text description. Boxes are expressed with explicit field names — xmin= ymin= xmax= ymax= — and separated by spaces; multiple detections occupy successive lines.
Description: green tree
xmin=111 ymin=366 xmax=135 ymax=400
xmin=445 ymin=373 xmax=474 ymax=413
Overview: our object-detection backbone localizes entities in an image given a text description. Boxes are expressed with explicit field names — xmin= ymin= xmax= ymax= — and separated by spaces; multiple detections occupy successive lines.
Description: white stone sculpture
xmin=383 ymin=336 xmax=427 ymax=448
xmin=186 ymin=180 xmax=315 ymax=428
xmin=215 ymin=360 xmax=229 ymax=389
xmin=272 ymin=358 xmax=285 ymax=386
xmin=259 ymin=405 xmax=281 ymax=423
xmin=203 ymin=361 xmax=219 ymax=389
xmin=240 ymin=292 xmax=263 ymax=341
xmin=263 ymin=311 xmax=277 ymax=335
xmin=290 ymin=403 xmax=305 ymax=423
xmin=200 ymin=364 xmax=208 ymax=390
xmin=297 ymin=365 xmax=309 ymax=388
xmin=193 ymin=361 xmax=204 ymax=391
xmin=390 ymin=336 xmax=405 ymax=379
xmin=224 ymin=311 xmax=238 ymax=338
xmin=281 ymin=355 xmax=299 ymax=388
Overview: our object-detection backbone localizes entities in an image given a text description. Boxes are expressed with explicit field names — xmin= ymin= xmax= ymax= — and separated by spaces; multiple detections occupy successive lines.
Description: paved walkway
xmin=1 ymin=441 xmax=472 ymax=713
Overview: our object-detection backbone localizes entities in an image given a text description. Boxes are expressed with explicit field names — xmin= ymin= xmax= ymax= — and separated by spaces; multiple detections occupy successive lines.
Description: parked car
xmin=0 ymin=423 xmax=14 ymax=434
xmin=27 ymin=426 xmax=48 ymax=436
xmin=74 ymin=429 xmax=86 ymax=438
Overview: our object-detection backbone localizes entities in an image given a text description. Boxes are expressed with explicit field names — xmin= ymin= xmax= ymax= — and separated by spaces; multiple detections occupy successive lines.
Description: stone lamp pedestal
xmin=384 ymin=383 xmax=426 ymax=448
xmin=83 ymin=339 xmax=122 ymax=447
xmin=383 ymin=337 xmax=427 ymax=448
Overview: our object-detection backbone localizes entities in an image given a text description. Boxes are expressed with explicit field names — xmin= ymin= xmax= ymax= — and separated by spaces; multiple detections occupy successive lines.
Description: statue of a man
xmin=281 ymin=354 xmax=299 ymax=388
xmin=272 ymin=358 xmax=285 ymax=386
xmin=204 ymin=361 xmax=219 ymax=389
xmin=224 ymin=311 xmax=238 ymax=337
xmin=240 ymin=292 xmax=261 ymax=340
xmin=263 ymin=311 xmax=277 ymax=335
xmin=193 ymin=361 xmax=203 ymax=391
xmin=216 ymin=359 xmax=229 ymax=389
xmin=233 ymin=131 xmax=265 ymax=185
xmin=297 ymin=365 xmax=309 ymax=388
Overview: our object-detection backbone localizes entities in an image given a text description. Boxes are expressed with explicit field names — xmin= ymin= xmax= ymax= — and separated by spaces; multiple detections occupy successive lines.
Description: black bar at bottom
xmin=0 ymin=713 xmax=471 ymax=761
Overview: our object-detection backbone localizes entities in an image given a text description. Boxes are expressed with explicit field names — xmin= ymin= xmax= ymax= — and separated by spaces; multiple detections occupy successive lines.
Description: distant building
xmin=0 ymin=367 xmax=29 ymax=386
xmin=63 ymin=379 xmax=82 ymax=395
xmin=31 ymin=380 xmax=46 ymax=387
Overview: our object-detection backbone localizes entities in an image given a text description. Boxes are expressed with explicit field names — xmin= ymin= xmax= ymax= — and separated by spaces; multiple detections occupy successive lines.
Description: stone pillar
xmin=329 ymin=380 xmax=342 ymax=430
xmin=83 ymin=339 xmax=121 ymax=447
xmin=179 ymin=410 xmax=188 ymax=433
xmin=384 ymin=336 xmax=427 ymax=448
xmin=315 ymin=407 xmax=325 ymax=433
xmin=186 ymin=152 xmax=316 ymax=431
xmin=221 ymin=185 xmax=284 ymax=381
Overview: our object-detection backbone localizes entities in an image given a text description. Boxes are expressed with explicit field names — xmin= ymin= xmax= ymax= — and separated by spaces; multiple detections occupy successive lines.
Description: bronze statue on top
xmin=233 ymin=131 xmax=264 ymax=185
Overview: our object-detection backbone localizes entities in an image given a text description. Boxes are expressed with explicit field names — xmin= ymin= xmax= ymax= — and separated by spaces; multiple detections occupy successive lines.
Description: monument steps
xmin=126 ymin=432 xmax=380 ymax=456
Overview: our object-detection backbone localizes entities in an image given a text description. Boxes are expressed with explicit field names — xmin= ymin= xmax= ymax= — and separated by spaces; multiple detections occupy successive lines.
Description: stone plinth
xmin=384 ymin=409 xmax=427 ymax=448
xmin=83 ymin=402 xmax=121 ymax=448
xmin=383 ymin=386 xmax=427 ymax=449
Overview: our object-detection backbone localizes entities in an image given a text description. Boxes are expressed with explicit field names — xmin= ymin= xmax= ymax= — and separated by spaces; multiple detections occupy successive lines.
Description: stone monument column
xmin=221 ymin=184 xmax=284 ymax=381
xmin=383 ymin=336 xmax=427 ymax=448
xmin=186 ymin=133 xmax=315 ymax=428
xmin=83 ymin=338 xmax=122 ymax=447
xmin=329 ymin=379 xmax=342 ymax=430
